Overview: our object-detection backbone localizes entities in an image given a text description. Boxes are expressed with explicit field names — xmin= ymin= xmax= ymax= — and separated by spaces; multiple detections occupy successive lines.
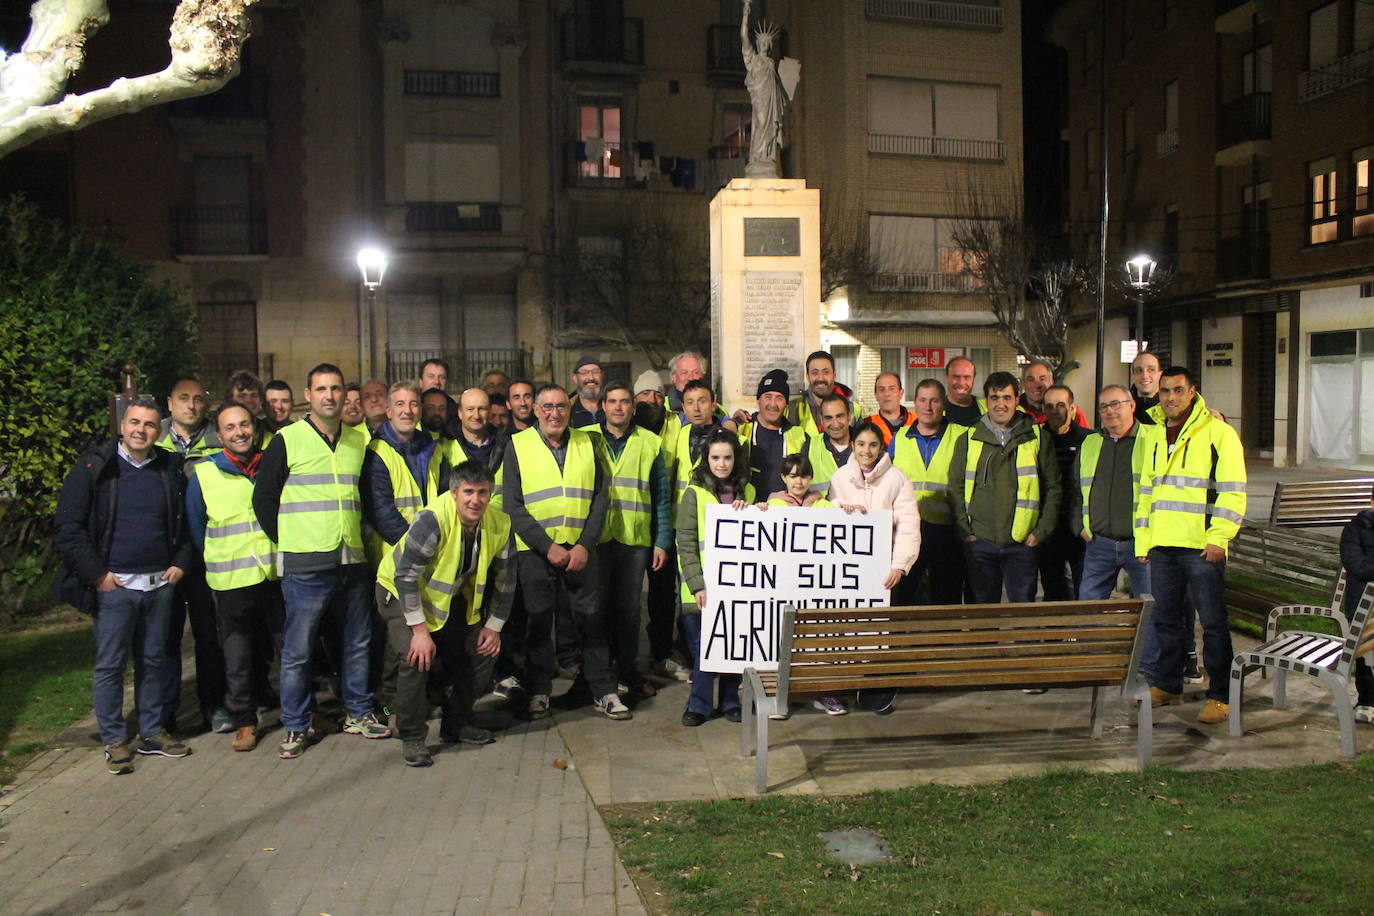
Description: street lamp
xmin=356 ymin=247 xmax=388 ymax=380
xmin=1125 ymin=253 xmax=1155 ymax=363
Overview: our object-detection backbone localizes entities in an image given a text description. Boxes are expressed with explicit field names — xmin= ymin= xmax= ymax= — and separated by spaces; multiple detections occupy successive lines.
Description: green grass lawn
xmin=0 ymin=606 xmax=94 ymax=783
xmin=606 ymin=759 xmax=1374 ymax=915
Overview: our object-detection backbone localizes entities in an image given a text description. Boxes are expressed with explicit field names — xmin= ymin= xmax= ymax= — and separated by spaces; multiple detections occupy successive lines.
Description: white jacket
xmin=825 ymin=453 xmax=921 ymax=574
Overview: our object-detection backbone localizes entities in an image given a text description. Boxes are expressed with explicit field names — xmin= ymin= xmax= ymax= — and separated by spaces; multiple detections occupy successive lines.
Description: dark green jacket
xmin=947 ymin=413 xmax=1061 ymax=547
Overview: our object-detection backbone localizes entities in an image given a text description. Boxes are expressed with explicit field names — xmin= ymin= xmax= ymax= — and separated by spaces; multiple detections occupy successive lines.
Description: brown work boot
xmin=1138 ymin=687 xmax=1183 ymax=708
xmin=1196 ymin=699 xmax=1229 ymax=724
xmin=232 ymin=726 xmax=258 ymax=752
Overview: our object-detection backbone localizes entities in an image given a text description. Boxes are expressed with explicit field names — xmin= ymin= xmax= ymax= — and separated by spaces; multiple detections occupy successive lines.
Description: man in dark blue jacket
xmin=52 ymin=396 xmax=195 ymax=774
xmin=1342 ymin=500 xmax=1374 ymax=724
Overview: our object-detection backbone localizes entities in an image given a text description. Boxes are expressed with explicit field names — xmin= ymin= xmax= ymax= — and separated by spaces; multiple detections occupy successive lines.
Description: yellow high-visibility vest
xmin=365 ymin=435 xmax=444 ymax=567
xmin=275 ymin=419 xmax=367 ymax=568
xmin=963 ymin=431 xmax=1042 ymax=543
xmin=509 ymin=426 xmax=596 ymax=551
xmin=891 ymin=421 xmax=965 ymax=525
xmin=193 ymin=460 xmax=277 ymax=590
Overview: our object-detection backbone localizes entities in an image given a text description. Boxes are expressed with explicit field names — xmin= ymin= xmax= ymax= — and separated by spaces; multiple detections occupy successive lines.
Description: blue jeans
xmin=963 ymin=538 xmax=1039 ymax=603
xmin=680 ymin=609 xmax=740 ymax=716
xmin=1079 ymin=537 xmax=1156 ymax=676
xmin=280 ymin=565 xmax=373 ymax=731
xmin=1148 ymin=547 xmax=1231 ymax=700
xmin=92 ymin=585 xmax=176 ymax=745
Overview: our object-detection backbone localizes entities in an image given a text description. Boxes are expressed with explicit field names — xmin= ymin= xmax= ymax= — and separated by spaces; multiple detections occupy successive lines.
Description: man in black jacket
xmin=52 ymin=396 xmax=195 ymax=774
xmin=1341 ymin=500 xmax=1374 ymax=723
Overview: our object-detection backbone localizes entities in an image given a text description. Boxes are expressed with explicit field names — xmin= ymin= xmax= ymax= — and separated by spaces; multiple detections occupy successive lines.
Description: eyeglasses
xmin=538 ymin=403 xmax=570 ymax=413
xmin=1097 ymin=399 xmax=1133 ymax=412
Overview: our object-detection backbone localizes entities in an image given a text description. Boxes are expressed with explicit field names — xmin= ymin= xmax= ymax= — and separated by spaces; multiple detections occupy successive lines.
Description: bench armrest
xmin=743 ymin=667 xmax=775 ymax=718
xmin=1266 ymin=604 xmax=1347 ymax=642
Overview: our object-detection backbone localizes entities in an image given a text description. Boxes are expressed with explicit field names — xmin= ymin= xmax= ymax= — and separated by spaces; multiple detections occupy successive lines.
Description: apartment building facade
xmin=1051 ymin=0 xmax=1374 ymax=469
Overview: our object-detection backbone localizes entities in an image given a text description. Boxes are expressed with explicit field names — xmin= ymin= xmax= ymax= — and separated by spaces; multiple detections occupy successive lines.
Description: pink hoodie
xmin=825 ymin=452 xmax=921 ymax=574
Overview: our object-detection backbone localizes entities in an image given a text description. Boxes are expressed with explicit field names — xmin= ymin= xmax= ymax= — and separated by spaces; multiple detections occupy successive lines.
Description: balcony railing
xmin=1300 ymin=46 xmax=1374 ymax=102
xmin=868 ymin=133 xmax=1004 ymax=160
xmin=565 ymin=140 xmax=640 ymax=187
xmin=865 ymin=0 xmax=1002 ymax=28
xmin=403 ymin=70 xmax=499 ymax=97
xmin=405 ymin=202 xmax=502 ymax=233
xmin=1217 ymin=92 xmax=1271 ymax=149
xmin=870 ymin=270 xmax=981 ymax=292
xmin=1156 ymin=127 xmax=1179 ymax=158
xmin=385 ymin=348 xmax=528 ymax=389
xmin=1217 ymin=231 xmax=1270 ymax=282
xmin=561 ymin=15 xmax=644 ymax=66
xmin=171 ymin=205 xmax=267 ymax=256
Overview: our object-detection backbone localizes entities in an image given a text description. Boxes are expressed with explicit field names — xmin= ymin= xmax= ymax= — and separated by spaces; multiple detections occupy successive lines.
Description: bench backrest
xmin=777 ymin=599 xmax=1148 ymax=706
xmin=1225 ymin=523 xmax=1343 ymax=623
xmin=1270 ymin=478 xmax=1374 ymax=528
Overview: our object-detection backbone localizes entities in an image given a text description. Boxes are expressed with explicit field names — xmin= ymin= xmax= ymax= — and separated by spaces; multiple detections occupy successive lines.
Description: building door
xmin=198 ymin=280 xmax=258 ymax=391
xmin=1307 ymin=328 xmax=1374 ymax=466
xmin=1242 ymin=312 xmax=1277 ymax=454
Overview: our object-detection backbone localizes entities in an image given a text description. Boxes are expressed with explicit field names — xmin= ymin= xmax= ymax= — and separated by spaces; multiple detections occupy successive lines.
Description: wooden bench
xmin=1224 ymin=523 xmax=1343 ymax=630
xmin=1270 ymin=478 xmax=1374 ymax=528
xmin=740 ymin=598 xmax=1153 ymax=794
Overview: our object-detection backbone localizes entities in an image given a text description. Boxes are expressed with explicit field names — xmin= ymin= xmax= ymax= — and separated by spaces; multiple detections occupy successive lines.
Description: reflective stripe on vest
xmin=1077 ymin=431 xmax=1149 ymax=540
xmin=804 ymin=433 xmax=842 ymax=493
xmin=510 ymin=426 xmax=597 ymax=551
xmin=276 ymin=419 xmax=367 ymax=567
xmin=194 ymin=461 xmax=277 ymax=590
xmin=890 ymin=423 xmax=964 ymax=526
xmin=963 ymin=432 xmax=1042 ymax=543
xmin=365 ymin=435 xmax=443 ymax=567
xmin=584 ymin=425 xmax=660 ymax=547
xmin=678 ymin=482 xmax=756 ymax=604
xmin=376 ymin=494 xmax=512 ymax=631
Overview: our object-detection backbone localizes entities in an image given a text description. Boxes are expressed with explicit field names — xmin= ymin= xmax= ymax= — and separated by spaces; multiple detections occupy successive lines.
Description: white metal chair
xmin=1229 ymin=571 xmax=1374 ymax=757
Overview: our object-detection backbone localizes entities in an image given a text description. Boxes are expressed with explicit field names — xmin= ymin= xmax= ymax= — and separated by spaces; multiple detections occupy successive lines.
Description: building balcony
xmin=870 ymin=270 xmax=981 ymax=293
xmin=564 ymin=141 xmax=642 ymax=189
xmin=1216 ymin=0 xmax=1270 ymax=35
xmin=404 ymin=202 xmax=502 ymax=233
xmin=1217 ymin=92 xmax=1270 ymax=148
xmin=868 ymin=133 xmax=1005 ymax=161
xmin=1300 ymin=46 xmax=1374 ymax=103
xmin=403 ymin=70 xmax=499 ymax=98
xmin=561 ymin=15 xmax=644 ymax=68
xmin=865 ymin=0 xmax=1002 ymax=29
xmin=171 ymin=205 xmax=267 ymax=257
xmin=1217 ymin=231 xmax=1270 ymax=282
xmin=1155 ymin=127 xmax=1179 ymax=158
xmin=386 ymin=347 xmax=528 ymax=388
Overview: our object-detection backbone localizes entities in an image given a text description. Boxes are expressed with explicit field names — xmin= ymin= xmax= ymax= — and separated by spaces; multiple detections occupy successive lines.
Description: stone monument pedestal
xmin=709 ymin=177 xmax=821 ymax=415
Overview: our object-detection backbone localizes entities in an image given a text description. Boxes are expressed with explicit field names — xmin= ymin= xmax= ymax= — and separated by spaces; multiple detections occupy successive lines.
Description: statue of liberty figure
xmin=740 ymin=0 xmax=799 ymax=179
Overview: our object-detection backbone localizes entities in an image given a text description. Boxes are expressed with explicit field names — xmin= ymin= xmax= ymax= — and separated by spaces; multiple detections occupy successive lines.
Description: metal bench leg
xmin=1135 ymin=684 xmax=1153 ymax=769
xmin=741 ymin=681 xmax=754 ymax=758
xmin=1089 ymin=686 xmax=1104 ymax=738
xmin=1320 ymin=670 xmax=1357 ymax=758
xmin=1228 ymin=661 xmax=1245 ymax=738
xmin=1273 ymin=668 xmax=1287 ymax=709
xmin=755 ymin=708 xmax=770 ymax=794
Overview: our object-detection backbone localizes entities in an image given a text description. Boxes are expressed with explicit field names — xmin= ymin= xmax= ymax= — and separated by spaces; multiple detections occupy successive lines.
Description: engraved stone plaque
xmin=744 ymin=217 xmax=801 ymax=257
xmin=741 ymin=271 xmax=805 ymax=390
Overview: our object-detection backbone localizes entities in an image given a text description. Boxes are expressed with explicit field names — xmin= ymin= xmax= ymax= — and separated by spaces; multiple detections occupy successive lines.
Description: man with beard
xmin=488 ymin=394 xmax=511 ymax=432
xmin=185 ymin=404 xmax=282 ymax=752
xmin=632 ymin=370 xmax=666 ymax=434
xmin=507 ymin=379 xmax=537 ymax=432
xmin=421 ymin=388 xmax=450 ymax=436
xmin=786 ymin=350 xmax=862 ymax=436
xmin=739 ymin=370 xmax=807 ymax=499
xmin=341 ymin=383 xmax=367 ymax=434
xmin=569 ymin=356 xmax=605 ymax=429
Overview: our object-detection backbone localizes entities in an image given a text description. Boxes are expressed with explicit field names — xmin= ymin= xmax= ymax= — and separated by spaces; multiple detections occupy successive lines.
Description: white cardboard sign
xmin=697 ymin=504 xmax=893 ymax=674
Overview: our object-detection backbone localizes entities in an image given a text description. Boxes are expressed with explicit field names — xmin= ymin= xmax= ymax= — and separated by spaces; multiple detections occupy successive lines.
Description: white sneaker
xmin=527 ymin=694 xmax=551 ymax=719
xmin=651 ymin=658 xmax=692 ymax=682
xmin=1355 ymin=705 xmax=1374 ymax=724
xmin=493 ymin=676 xmax=523 ymax=700
xmin=595 ymin=693 xmax=633 ymax=720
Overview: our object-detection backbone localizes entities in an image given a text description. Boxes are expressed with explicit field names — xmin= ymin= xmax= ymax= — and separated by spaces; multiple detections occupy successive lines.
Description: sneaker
xmin=1196 ymin=699 xmax=1229 ymax=724
xmin=343 ymin=712 xmax=392 ymax=739
xmin=768 ymin=707 xmax=792 ymax=721
xmin=1184 ymin=655 xmax=1204 ymax=683
xmin=232 ymin=726 xmax=257 ymax=752
xmin=104 ymin=742 xmax=134 ymax=775
xmin=812 ymin=695 xmax=848 ymax=716
xmin=617 ymin=682 xmax=630 ymax=696
xmin=136 ymin=731 xmax=190 ymax=758
xmin=595 ymin=693 xmax=633 ymax=721
xmin=1356 ymin=705 xmax=1374 ymax=724
xmin=527 ymin=694 xmax=551 ymax=719
xmin=278 ymin=728 xmax=317 ymax=759
xmin=402 ymin=740 xmax=433 ymax=767
xmin=1021 ymin=688 xmax=1049 ymax=695
xmin=441 ymin=723 xmax=496 ymax=745
xmin=492 ymin=676 xmax=524 ymax=701
xmin=210 ymin=707 xmax=234 ymax=734
xmin=857 ymin=688 xmax=897 ymax=716
xmin=651 ymin=658 xmax=692 ymax=682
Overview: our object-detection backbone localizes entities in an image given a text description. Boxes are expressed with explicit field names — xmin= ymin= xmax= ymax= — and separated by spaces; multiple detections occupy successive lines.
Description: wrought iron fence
xmin=385 ymin=348 xmax=528 ymax=390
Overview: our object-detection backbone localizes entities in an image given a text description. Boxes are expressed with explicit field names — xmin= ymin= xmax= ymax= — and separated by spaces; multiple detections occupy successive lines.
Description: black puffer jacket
xmin=1341 ymin=509 xmax=1374 ymax=616
xmin=51 ymin=438 xmax=192 ymax=614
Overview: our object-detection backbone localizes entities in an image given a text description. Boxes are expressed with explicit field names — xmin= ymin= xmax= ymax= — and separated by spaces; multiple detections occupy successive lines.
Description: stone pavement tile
xmin=485 ymin=860 xmax=529 ymax=910
xmin=552 ymin=880 xmax=588 ymax=915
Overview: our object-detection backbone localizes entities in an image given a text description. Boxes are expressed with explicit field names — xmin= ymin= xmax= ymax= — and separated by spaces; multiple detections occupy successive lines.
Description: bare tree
xmin=555 ymin=198 xmax=710 ymax=367
xmin=819 ymin=192 xmax=871 ymax=301
xmin=0 ymin=0 xmax=258 ymax=159
xmin=949 ymin=179 xmax=1089 ymax=380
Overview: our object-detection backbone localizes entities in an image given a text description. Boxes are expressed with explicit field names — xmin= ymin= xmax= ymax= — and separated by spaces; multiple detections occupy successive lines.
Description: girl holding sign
xmin=676 ymin=428 xmax=756 ymax=727
xmin=827 ymin=420 xmax=921 ymax=714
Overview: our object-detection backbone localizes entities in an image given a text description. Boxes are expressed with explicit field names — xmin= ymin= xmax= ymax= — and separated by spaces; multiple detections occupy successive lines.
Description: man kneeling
xmin=375 ymin=461 xmax=515 ymax=766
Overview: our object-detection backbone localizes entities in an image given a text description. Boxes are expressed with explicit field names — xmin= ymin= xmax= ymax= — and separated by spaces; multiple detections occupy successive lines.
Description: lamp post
xmin=1125 ymin=253 xmax=1155 ymax=362
xmin=356 ymin=247 xmax=388 ymax=381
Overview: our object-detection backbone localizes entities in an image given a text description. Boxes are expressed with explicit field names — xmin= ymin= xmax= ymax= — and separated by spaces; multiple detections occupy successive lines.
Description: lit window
xmin=1310 ymin=158 xmax=1338 ymax=244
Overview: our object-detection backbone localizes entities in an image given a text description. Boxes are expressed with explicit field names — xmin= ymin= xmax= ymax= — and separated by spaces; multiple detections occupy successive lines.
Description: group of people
xmin=54 ymin=343 xmax=1268 ymax=775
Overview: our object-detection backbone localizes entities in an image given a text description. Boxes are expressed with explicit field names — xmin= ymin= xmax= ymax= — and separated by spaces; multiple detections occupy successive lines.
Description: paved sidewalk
xmin=0 ymin=709 xmax=644 ymax=916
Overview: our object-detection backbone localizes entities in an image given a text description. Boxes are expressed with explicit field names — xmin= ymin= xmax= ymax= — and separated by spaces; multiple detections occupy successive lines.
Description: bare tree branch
xmin=0 ymin=0 xmax=258 ymax=160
